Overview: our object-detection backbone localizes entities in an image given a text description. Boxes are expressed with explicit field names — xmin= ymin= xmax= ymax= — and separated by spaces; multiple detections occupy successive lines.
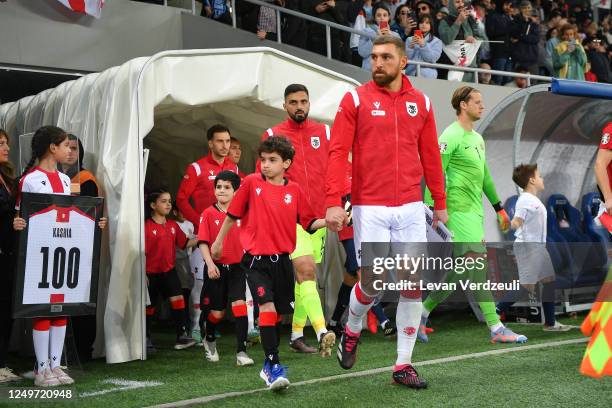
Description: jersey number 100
xmin=38 ymin=247 xmax=80 ymax=289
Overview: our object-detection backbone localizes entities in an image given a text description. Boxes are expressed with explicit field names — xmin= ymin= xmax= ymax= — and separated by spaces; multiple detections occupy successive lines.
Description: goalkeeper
xmin=420 ymin=86 xmax=528 ymax=344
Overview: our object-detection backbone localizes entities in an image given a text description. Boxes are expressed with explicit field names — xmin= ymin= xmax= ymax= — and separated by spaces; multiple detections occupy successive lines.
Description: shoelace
xmin=345 ymin=333 xmax=359 ymax=352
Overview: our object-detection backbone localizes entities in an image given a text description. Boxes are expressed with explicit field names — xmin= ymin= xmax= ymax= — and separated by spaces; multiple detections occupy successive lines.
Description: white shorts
xmin=352 ymin=201 xmax=427 ymax=267
xmin=189 ymin=249 xmax=206 ymax=280
xmin=513 ymin=241 xmax=555 ymax=285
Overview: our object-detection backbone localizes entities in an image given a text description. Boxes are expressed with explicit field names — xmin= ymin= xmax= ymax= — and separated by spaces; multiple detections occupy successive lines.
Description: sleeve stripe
xmin=191 ymin=162 xmax=201 ymax=177
xmin=266 ymin=128 xmax=273 ymax=137
xmin=424 ymin=95 xmax=431 ymax=112
xmin=350 ymin=90 xmax=360 ymax=108
xmin=325 ymin=124 xmax=331 ymax=141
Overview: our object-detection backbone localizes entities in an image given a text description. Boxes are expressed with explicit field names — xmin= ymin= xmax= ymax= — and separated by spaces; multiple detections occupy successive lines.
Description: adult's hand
xmin=315 ymin=2 xmax=329 ymax=13
xmin=432 ymin=209 xmax=448 ymax=229
xmin=465 ymin=36 xmax=476 ymax=44
xmin=325 ymin=206 xmax=348 ymax=231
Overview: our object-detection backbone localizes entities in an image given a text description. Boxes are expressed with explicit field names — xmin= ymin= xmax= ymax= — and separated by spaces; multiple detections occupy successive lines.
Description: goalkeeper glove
xmin=496 ymin=209 xmax=510 ymax=233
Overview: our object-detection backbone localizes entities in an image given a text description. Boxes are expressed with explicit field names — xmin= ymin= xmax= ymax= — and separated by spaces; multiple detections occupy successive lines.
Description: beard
xmin=289 ymin=111 xmax=308 ymax=123
xmin=372 ymin=69 xmax=399 ymax=87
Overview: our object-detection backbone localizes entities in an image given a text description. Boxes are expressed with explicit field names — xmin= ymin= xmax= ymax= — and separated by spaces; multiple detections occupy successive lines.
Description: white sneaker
xmin=236 ymin=351 xmax=254 ymax=366
xmin=543 ymin=321 xmax=574 ymax=332
xmin=204 ymin=340 xmax=219 ymax=362
xmin=51 ymin=367 xmax=74 ymax=385
xmin=0 ymin=367 xmax=21 ymax=383
xmin=34 ymin=368 xmax=61 ymax=387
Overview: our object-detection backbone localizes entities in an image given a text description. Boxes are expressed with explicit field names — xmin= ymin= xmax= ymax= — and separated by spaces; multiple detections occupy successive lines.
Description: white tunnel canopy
xmin=0 ymin=48 xmax=359 ymax=363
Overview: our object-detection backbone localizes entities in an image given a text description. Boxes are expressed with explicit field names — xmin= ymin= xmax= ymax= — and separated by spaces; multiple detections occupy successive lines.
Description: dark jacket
xmin=486 ymin=4 xmax=513 ymax=59
xmin=588 ymin=49 xmax=612 ymax=83
xmin=0 ymin=181 xmax=16 ymax=299
xmin=509 ymin=16 xmax=540 ymax=65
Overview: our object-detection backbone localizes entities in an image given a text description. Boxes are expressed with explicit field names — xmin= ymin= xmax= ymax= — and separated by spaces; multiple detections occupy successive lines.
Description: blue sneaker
xmin=417 ymin=316 xmax=429 ymax=343
xmin=490 ymin=326 xmax=528 ymax=344
xmin=259 ymin=360 xmax=290 ymax=391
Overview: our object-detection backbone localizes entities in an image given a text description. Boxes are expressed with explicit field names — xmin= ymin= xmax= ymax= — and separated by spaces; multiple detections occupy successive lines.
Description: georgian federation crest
xmin=311 ymin=136 xmax=320 ymax=149
xmin=406 ymin=102 xmax=418 ymax=117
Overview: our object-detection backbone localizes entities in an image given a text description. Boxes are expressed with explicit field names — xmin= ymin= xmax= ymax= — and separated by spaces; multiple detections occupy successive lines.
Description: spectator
xmin=415 ymin=0 xmax=435 ymax=19
xmin=256 ymin=0 xmax=285 ymax=41
xmin=552 ymin=23 xmax=587 ymax=80
xmin=543 ymin=26 xmax=560 ymax=75
xmin=585 ymin=37 xmax=611 ymax=83
xmin=478 ymin=62 xmax=493 ymax=83
xmin=438 ymin=0 xmax=483 ymax=81
xmin=405 ymin=14 xmax=444 ymax=78
xmin=391 ymin=4 xmax=417 ymax=41
xmin=435 ymin=6 xmax=449 ymax=23
xmin=235 ymin=0 xmax=261 ymax=33
xmin=358 ymin=4 xmax=401 ymax=69
xmin=283 ymin=0 xmax=309 ymax=48
xmin=487 ymin=0 xmax=515 ymax=84
xmin=201 ymin=0 xmax=233 ymax=25
xmin=602 ymin=15 xmax=612 ymax=46
xmin=306 ymin=0 xmax=349 ymax=60
xmin=473 ymin=0 xmax=491 ymax=62
xmin=505 ymin=66 xmax=530 ymax=87
xmin=349 ymin=0 xmax=374 ymax=66
xmin=509 ymin=0 xmax=541 ymax=74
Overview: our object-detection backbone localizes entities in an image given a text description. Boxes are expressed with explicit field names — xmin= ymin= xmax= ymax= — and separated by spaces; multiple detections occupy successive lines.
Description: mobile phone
xmin=379 ymin=21 xmax=389 ymax=30
xmin=414 ymin=29 xmax=423 ymax=37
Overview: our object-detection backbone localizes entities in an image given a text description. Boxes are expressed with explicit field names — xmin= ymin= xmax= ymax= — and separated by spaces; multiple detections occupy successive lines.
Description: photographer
xmin=405 ymin=14 xmax=444 ymax=78
xmin=391 ymin=4 xmax=418 ymax=41
xmin=509 ymin=0 xmax=540 ymax=75
xmin=552 ymin=23 xmax=586 ymax=80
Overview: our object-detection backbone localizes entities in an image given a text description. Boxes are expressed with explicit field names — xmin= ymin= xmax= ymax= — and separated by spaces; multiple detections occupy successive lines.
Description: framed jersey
xmin=13 ymin=192 xmax=103 ymax=318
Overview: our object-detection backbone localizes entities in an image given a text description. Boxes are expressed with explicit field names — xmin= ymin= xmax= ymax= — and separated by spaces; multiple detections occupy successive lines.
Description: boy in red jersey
xmin=198 ymin=170 xmax=254 ymax=367
xmin=211 ymin=136 xmax=325 ymax=391
xmin=145 ymin=190 xmax=198 ymax=352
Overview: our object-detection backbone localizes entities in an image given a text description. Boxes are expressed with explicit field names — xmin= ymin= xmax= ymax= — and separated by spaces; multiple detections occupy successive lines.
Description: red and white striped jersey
xmin=16 ymin=167 xmax=71 ymax=210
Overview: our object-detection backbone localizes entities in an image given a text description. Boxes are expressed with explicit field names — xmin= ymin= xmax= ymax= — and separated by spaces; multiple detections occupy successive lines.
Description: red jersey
xmin=599 ymin=122 xmax=612 ymax=191
xmin=227 ymin=173 xmax=317 ymax=255
xmin=198 ymin=204 xmax=243 ymax=265
xmin=326 ymin=76 xmax=446 ymax=210
xmin=260 ymin=118 xmax=331 ymax=217
xmin=176 ymin=153 xmax=239 ymax=227
xmin=145 ymin=218 xmax=188 ymax=273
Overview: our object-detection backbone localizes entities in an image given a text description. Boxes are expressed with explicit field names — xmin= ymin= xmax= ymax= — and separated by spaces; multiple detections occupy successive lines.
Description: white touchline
xmin=80 ymin=378 xmax=164 ymax=398
xmin=146 ymin=337 xmax=588 ymax=408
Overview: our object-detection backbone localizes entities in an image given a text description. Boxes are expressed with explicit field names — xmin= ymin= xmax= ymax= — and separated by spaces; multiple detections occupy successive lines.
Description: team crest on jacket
xmin=603 ymin=133 xmax=610 ymax=145
xmin=311 ymin=136 xmax=320 ymax=149
xmin=284 ymin=193 xmax=292 ymax=204
xmin=215 ymin=220 xmax=220 ymax=226
xmin=406 ymin=102 xmax=418 ymax=117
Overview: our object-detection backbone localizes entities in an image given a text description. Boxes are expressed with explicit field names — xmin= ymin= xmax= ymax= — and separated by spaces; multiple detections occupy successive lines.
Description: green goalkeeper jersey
xmin=425 ymin=121 xmax=500 ymax=217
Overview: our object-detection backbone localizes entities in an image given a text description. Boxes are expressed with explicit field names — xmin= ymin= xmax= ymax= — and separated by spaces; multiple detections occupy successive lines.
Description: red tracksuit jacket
xmin=326 ymin=75 xmax=446 ymax=210
xmin=176 ymin=153 xmax=239 ymax=227
xmin=260 ymin=118 xmax=331 ymax=217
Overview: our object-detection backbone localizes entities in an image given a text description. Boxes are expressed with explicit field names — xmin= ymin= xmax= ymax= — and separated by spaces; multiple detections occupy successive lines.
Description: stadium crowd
xmin=134 ymin=0 xmax=612 ymax=85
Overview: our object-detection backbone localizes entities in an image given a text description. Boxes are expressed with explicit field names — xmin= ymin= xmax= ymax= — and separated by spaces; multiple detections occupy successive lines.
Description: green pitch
xmin=2 ymin=310 xmax=609 ymax=407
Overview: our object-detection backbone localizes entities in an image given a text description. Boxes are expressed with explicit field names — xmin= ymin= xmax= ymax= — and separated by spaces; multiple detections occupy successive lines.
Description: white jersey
xmin=23 ymin=206 xmax=95 ymax=304
xmin=514 ymin=192 xmax=547 ymax=243
xmin=16 ymin=167 xmax=71 ymax=210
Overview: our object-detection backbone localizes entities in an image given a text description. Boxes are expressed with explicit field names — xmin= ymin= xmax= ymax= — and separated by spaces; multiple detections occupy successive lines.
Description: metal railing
xmin=158 ymin=0 xmax=552 ymax=86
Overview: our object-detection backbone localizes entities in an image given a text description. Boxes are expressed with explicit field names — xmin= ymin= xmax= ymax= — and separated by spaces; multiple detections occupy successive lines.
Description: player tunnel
xmin=0 ymin=48 xmax=359 ymax=364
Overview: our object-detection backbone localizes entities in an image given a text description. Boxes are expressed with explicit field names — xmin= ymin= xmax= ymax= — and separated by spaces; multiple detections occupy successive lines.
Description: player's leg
xmin=245 ymin=254 xmax=289 ymax=391
xmin=229 ymin=264 xmax=254 ymax=366
xmin=202 ymin=264 xmax=230 ymax=361
xmin=32 ymin=318 xmax=59 ymax=386
xmin=189 ymin=250 xmax=205 ymax=344
xmin=338 ymin=205 xmax=391 ymax=370
xmin=162 ymin=269 xmax=196 ymax=350
xmin=145 ymin=274 xmax=160 ymax=353
xmin=370 ymin=302 xmax=397 ymax=338
xmin=389 ymin=202 xmax=427 ymax=389
xmin=245 ymin=284 xmax=260 ymax=345
xmin=329 ymin=238 xmax=359 ymax=337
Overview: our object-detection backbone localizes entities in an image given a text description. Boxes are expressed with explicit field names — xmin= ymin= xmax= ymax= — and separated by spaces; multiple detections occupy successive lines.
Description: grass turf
xmin=2 ymin=310 xmax=607 ymax=407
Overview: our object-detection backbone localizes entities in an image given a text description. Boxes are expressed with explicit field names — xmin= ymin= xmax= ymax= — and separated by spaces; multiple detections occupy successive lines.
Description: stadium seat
xmin=547 ymin=194 xmax=605 ymax=288
xmin=545 ymin=194 xmax=579 ymax=288
xmin=580 ymin=193 xmax=609 ymax=285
